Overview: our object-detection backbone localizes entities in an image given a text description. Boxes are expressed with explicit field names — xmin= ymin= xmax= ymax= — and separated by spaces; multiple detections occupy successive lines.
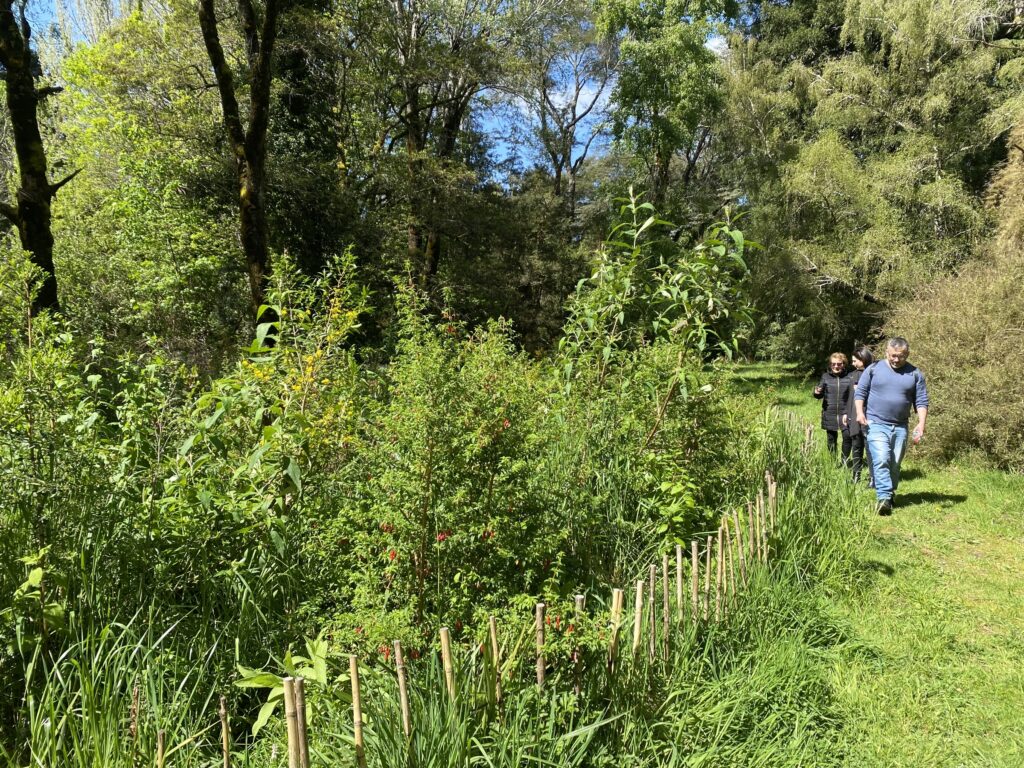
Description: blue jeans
xmin=865 ymin=422 xmax=908 ymax=501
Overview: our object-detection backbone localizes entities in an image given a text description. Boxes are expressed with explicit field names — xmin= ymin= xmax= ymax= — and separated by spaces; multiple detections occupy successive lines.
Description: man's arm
xmin=914 ymin=370 xmax=929 ymax=436
xmin=854 ymin=365 xmax=872 ymax=425
xmin=855 ymin=399 xmax=868 ymax=426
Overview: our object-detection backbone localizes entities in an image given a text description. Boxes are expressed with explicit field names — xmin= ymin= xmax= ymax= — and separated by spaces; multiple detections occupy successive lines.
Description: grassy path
xmin=732 ymin=364 xmax=1024 ymax=767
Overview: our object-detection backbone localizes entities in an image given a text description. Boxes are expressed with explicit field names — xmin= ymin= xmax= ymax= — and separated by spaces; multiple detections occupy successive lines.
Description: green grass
xmin=744 ymin=362 xmax=1024 ymax=768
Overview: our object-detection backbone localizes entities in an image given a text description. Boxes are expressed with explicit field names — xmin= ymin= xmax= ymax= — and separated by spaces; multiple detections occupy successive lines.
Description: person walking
xmin=854 ymin=337 xmax=929 ymax=515
xmin=842 ymin=346 xmax=874 ymax=486
xmin=813 ymin=352 xmax=852 ymax=462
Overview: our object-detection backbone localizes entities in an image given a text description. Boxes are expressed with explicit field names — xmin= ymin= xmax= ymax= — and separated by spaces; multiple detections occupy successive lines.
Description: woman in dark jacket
xmin=813 ymin=352 xmax=852 ymax=462
xmin=842 ymin=346 xmax=874 ymax=485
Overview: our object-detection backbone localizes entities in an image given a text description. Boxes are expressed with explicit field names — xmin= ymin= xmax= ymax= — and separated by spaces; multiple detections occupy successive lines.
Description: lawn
xmin=731 ymin=362 xmax=1024 ymax=767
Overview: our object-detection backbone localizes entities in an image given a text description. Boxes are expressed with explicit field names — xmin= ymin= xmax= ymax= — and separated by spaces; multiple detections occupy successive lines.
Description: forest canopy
xmin=1 ymin=0 xmax=1022 ymax=462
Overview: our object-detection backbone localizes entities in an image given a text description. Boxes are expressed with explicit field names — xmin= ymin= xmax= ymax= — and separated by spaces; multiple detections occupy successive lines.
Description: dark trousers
xmin=826 ymin=429 xmax=852 ymax=465
xmin=850 ymin=432 xmax=871 ymax=481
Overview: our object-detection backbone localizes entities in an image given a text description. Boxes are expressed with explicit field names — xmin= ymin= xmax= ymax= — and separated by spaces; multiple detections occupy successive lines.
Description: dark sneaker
xmin=877 ymin=498 xmax=893 ymax=516
xmin=867 ymin=478 xmax=875 ymax=489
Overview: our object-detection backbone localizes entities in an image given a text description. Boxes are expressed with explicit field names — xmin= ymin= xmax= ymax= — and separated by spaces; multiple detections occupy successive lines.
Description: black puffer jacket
xmin=845 ymin=368 xmax=865 ymax=436
xmin=813 ymin=370 xmax=851 ymax=431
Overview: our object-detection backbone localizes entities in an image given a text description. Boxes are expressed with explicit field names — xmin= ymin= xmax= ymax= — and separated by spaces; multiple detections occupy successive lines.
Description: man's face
xmin=886 ymin=346 xmax=909 ymax=369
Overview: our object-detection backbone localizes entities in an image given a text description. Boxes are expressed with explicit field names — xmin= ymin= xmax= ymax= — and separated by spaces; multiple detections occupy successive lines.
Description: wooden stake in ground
xmin=690 ymin=540 xmax=699 ymax=623
xmin=536 ymin=602 xmax=546 ymax=689
xmin=440 ymin=627 xmax=455 ymax=700
xmin=675 ymin=545 xmax=684 ymax=623
xmin=156 ymin=730 xmax=166 ymax=768
xmin=350 ymin=656 xmax=367 ymax=768
xmin=573 ymin=595 xmax=585 ymax=695
xmin=632 ymin=579 xmax=644 ymax=656
xmin=608 ymin=587 xmax=624 ymax=671
xmin=394 ymin=641 xmax=412 ymax=738
xmin=748 ymin=501 xmax=758 ymax=564
xmin=294 ymin=679 xmax=310 ymax=768
xmin=648 ymin=564 xmax=657 ymax=661
xmin=662 ymin=554 xmax=670 ymax=659
xmin=768 ymin=480 xmax=778 ymax=531
xmin=725 ymin=519 xmax=737 ymax=605
xmin=488 ymin=615 xmax=502 ymax=705
xmin=715 ymin=525 xmax=724 ymax=622
xmin=283 ymin=677 xmax=299 ymax=768
xmin=130 ymin=683 xmax=140 ymax=743
xmin=733 ymin=507 xmax=748 ymax=587
xmin=758 ymin=491 xmax=769 ymax=562
xmin=219 ymin=695 xmax=231 ymax=768
xmin=703 ymin=534 xmax=712 ymax=620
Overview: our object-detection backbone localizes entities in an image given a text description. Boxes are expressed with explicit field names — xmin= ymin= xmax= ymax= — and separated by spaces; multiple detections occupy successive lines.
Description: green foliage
xmin=598 ymin=0 xmax=729 ymax=204
xmin=889 ymin=124 xmax=1024 ymax=470
xmin=53 ymin=12 xmax=247 ymax=371
xmin=722 ymin=0 xmax=1015 ymax=363
xmin=561 ymin=188 xmax=752 ymax=366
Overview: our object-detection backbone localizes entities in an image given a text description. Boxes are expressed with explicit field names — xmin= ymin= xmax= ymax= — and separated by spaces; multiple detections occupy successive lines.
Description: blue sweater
xmin=854 ymin=362 xmax=929 ymax=426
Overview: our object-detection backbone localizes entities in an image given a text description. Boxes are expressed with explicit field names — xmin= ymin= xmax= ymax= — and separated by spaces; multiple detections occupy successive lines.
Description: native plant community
xmin=0 ymin=0 xmax=1022 ymax=763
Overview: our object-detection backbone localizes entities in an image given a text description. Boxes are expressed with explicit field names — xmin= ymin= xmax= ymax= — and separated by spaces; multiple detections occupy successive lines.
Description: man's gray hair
xmin=887 ymin=337 xmax=909 ymax=351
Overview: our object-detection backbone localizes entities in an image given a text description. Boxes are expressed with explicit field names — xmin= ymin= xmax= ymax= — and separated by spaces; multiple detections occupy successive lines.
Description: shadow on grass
xmin=896 ymin=491 xmax=968 ymax=507
xmin=857 ymin=559 xmax=896 ymax=577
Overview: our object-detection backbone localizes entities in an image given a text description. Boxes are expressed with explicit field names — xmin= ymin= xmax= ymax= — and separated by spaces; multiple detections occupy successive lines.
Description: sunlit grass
xmin=759 ymin=365 xmax=1024 ymax=768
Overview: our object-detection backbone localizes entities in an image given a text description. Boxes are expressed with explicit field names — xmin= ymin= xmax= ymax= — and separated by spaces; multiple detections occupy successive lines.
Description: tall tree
xmin=197 ymin=0 xmax=281 ymax=320
xmin=0 ymin=0 xmax=78 ymax=315
xmin=598 ymin=0 xmax=726 ymax=207
xmin=519 ymin=1 xmax=615 ymax=216
xmin=343 ymin=0 xmax=544 ymax=288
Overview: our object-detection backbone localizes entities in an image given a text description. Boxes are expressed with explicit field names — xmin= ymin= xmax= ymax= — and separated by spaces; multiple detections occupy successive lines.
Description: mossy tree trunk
xmin=198 ymin=0 xmax=280 ymax=323
xmin=0 ymin=0 xmax=78 ymax=316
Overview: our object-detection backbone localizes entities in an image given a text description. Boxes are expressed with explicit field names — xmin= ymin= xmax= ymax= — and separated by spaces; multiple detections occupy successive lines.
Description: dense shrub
xmin=889 ymin=124 xmax=1024 ymax=471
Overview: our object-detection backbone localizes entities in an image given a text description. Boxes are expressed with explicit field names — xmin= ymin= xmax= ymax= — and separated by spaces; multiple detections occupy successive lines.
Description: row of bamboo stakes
xmin=157 ymin=473 xmax=780 ymax=768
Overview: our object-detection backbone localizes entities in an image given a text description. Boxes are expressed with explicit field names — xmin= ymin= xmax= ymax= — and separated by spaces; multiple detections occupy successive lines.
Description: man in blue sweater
xmin=854 ymin=337 xmax=929 ymax=516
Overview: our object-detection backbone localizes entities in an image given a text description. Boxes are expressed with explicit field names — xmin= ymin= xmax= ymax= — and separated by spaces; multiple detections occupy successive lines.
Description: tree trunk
xmin=0 ymin=0 xmax=74 ymax=315
xmin=198 ymin=0 xmax=279 ymax=322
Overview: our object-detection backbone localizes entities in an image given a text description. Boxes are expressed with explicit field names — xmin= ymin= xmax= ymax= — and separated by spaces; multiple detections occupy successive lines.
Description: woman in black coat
xmin=813 ymin=352 xmax=852 ymax=462
xmin=842 ymin=346 xmax=874 ymax=485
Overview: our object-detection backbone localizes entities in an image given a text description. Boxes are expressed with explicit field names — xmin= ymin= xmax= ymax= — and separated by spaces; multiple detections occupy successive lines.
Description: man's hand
xmin=855 ymin=400 xmax=868 ymax=426
xmin=813 ymin=385 xmax=823 ymax=396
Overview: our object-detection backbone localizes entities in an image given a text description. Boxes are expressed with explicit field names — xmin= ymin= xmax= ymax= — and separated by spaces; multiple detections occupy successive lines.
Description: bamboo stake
xmin=488 ymin=615 xmax=502 ymax=706
xmin=573 ymin=595 xmax=585 ymax=695
xmin=647 ymin=565 xmax=656 ymax=661
xmin=394 ymin=641 xmax=411 ymax=739
xmin=130 ymin=683 xmax=140 ymax=743
xmin=662 ymin=555 xmax=670 ymax=659
xmin=703 ymin=535 xmax=712 ymax=620
xmin=748 ymin=501 xmax=758 ymax=563
xmin=440 ymin=627 xmax=455 ymax=700
xmin=536 ymin=603 xmax=546 ymax=689
xmin=608 ymin=588 xmax=624 ymax=671
xmin=690 ymin=540 xmax=699 ymax=623
xmin=156 ymin=730 xmax=166 ymax=768
xmin=715 ymin=526 xmax=724 ymax=622
xmin=283 ymin=677 xmax=299 ymax=768
xmin=725 ymin=519 xmax=737 ymax=606
xmin=631 ymin=580 xmax=644 ymax=656
xmin=350 ymin=656 xmax=366 ymax=768
xmin=768 ymin=481 xmax=777 ymax=531
xmin=758 ymin=491 xmax=769 ymax=562
xmin=294 ymin=679 xmax=309 ymax=768
xmin=675 ymin=545 xmax=684 ymax=623
xmin=219 ymin=695 xmax=231 ymax=768
xmin=733 ymin=507 xmax=748 ymax=587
